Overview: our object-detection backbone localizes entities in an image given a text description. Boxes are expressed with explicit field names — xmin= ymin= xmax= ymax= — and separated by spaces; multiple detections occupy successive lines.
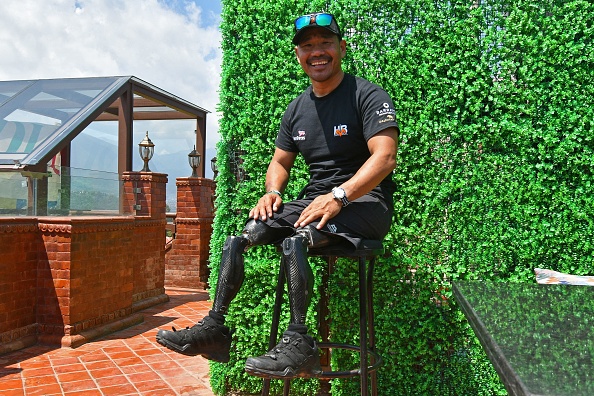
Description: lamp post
xmin=138 ymin=131 xmax=154 ymax=172
xmin=188 ymin=145 xmax=201 ymax=178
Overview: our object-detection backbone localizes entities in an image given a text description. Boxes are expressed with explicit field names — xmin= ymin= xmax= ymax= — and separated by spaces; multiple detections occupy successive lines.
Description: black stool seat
xmin=257 ymin=240 xmax=384 ymax=396
xmin=308 ymin=239 xmax=384 ymax=257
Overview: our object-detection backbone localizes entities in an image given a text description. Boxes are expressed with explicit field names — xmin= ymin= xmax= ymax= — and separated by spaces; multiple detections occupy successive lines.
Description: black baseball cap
xmin=292 ymin=12 xmax=342 ymax=45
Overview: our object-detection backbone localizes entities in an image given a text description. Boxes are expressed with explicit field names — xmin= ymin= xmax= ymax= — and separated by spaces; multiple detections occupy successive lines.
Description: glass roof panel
xmin=0 ymin=80 xmax=34 ymax=107
xmin=0 ymin=77 xmax=120 ymax=165
xmin=0 ymin=76 xmax=209 ymax=171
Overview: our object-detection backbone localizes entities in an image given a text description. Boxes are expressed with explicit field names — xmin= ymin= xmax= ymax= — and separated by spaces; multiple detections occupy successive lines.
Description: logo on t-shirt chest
xmin=333 ymin=124 xmax=348 ymax=137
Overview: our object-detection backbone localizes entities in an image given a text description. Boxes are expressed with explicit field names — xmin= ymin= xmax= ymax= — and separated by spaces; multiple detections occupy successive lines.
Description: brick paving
xmin=0 ymin=290 xmax=215 ymax=396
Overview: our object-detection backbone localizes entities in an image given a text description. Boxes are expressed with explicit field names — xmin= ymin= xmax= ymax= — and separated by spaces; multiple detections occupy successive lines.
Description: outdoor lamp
xmin=138 ymin=131 xmax=155 ymax=172
xmin=210 ymin=156 xmax=218 ymax=178
xmin=188 ymin=145 xmax=201 ymax=177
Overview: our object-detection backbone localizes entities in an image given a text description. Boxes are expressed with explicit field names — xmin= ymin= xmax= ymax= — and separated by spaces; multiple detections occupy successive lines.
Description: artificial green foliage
xmin=211 ymin=0 xmax=594 ymax=394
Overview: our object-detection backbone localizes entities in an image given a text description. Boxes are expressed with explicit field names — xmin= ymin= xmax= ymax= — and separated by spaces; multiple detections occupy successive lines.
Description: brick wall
xmin=0 ymin=171 xmax=171 ymax=351
xmin=0 ymin=219 xmax=40 ymax=353
xmin=165 ymin=177 xmax=215 ymax=290
xmin=37 ymin=217 xmax=138 ymax=346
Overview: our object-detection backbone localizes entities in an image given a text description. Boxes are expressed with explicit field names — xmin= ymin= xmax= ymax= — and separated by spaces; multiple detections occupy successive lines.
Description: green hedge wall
xmin=210 ymin=0 xmax=594 ymax=394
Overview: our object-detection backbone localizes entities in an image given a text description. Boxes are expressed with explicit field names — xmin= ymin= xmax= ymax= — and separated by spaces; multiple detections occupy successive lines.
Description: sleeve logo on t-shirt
xmin=376 ymin=102 xmax=396 ymax=125
xmin=379 ymin=114 xmax=395 ymax=124
xmin=293 ymin=130 xmax=306 ymax=141
xmin=334 ymin=124 xmax=348 ymax=137
xmin=376 ymin=102 xmax=396 ymax=117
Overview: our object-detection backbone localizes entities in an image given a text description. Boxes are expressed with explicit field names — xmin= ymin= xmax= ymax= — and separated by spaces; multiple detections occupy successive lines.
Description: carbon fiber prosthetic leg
xmin=211 ymin=235 xmax=249 ymax=315
xmin=282 ymin=233 xmax=314 ymax=325
xmin=212 ymin=219 xmax=287 ymax=315
xmin=244 ymin=226 xmax=336 ymax=378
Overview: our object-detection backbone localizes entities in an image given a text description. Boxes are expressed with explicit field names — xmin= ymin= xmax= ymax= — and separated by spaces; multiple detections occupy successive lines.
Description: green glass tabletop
xmin=453 ymin=281 xmax=594 ymax=396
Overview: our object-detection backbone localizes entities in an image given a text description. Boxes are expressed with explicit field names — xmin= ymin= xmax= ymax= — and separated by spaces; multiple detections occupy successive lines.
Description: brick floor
xmin=0 ymin=290 xmax=215 ymax=396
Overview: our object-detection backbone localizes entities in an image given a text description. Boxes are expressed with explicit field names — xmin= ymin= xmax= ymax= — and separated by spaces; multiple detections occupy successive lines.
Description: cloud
xmin=0 ymin=0 xmax=222 ymax=154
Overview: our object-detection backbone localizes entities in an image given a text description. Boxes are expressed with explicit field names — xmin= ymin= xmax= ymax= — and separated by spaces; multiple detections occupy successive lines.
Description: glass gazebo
xmin=0 ymin=76 xmax=209 ymax=216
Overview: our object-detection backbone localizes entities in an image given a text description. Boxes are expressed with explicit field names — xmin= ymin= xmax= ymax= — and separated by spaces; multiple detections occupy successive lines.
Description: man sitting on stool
xmin=156 ymin=11 xmax=399 ymax=379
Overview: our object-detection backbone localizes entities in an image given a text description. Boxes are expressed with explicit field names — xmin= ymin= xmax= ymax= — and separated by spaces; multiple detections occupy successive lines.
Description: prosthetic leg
xmin=157 ymin=219 xmax=289 ymax=362
xmin=284 ymin=225 xmax=339 ymax=326
xmin=210 ymin=235 xmax=249 ymax=315
xmin=212 ymin=219 xmax=290 ymax=316
xmin=245 ymin=225 xmax=336 ymax=378
xmin=282 ymin=233 xmax=313 ymax=327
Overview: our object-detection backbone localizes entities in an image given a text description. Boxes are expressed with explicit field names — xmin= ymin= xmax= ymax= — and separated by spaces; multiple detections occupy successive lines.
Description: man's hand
xmin=249 ymin=192 xmax=283 ymax=221
xmin=250 ymin=148 xmax=296 ymax=221
xmin=294 ymin=193 xmax=342 ymax=229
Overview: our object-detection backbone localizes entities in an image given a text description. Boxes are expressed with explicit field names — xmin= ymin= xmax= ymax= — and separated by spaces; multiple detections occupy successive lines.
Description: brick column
xmin=165 ymin=177 xmax=215 ymax=290
xmin=121 ymin=172 xmax=168 ymax=218
xmin=122 ymin=172 xmax=169 ymax=309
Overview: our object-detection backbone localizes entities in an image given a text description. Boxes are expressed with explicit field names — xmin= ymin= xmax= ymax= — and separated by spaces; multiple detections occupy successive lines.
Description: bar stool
xmin=258 ymin=240 xmax=384 ymax=396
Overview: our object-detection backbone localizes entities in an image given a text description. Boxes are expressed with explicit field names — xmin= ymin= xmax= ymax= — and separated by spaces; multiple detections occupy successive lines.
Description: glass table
xmin=453 ymin=281 xmax=594 ymax=396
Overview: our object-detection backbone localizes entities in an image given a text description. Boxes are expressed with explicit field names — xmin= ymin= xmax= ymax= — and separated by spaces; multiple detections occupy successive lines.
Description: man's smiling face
xmin=294 ymin=27 xmax=346 ymax=84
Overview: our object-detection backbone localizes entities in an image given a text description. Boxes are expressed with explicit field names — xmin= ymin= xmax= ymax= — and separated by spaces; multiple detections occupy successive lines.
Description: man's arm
xmin=295 ymin=127 xmax=399 ymax=229
xmin=249 ymin=147 xmax=298 ymax=221
xmin=336 ymin=127 xmax=399 ymax=202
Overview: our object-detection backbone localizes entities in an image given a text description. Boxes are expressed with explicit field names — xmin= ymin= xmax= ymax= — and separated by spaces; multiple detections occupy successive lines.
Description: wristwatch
xmin=332 ymin=187 xmax=350 ymax=207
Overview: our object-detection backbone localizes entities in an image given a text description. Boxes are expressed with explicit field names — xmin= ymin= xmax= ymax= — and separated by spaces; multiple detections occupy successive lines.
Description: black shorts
xmin=255 ymin=194 xmax=393 ymax=248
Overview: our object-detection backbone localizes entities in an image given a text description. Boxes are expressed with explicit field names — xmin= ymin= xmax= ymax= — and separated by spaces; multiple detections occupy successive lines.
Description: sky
xmin=0 ymin=0 xmax=223 ymax=178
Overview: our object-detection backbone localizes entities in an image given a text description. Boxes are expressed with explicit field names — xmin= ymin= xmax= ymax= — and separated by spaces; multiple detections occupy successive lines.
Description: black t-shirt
xmin=275 ymin=73 xmax=399 ymax=209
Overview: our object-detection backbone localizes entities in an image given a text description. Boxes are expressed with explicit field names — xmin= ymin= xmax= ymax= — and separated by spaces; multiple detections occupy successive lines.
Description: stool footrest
xmin=317 ymin=342 xmax=383 ymax=380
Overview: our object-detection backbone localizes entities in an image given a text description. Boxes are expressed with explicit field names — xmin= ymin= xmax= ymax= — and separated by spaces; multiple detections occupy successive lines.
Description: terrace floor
xmin=0 ymin=290 xmax=215 ymax=396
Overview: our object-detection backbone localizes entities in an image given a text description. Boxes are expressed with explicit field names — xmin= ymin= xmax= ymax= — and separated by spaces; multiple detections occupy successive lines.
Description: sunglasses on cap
xmin=292 ymin=12 xmax=342 ymax=45
xmin=294 ymin=13 xmax=335 ymax=31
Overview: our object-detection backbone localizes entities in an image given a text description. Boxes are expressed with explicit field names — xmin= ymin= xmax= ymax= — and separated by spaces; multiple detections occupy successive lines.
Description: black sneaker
xmin=156 ymin=316 xmax=232 ymax=362
xmin=244 ymin=331 xmax=322 ymax=378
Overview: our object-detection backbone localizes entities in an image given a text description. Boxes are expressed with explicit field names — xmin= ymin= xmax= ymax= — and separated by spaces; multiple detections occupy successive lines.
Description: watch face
xmin=333 ymin=188 xmax=345 ymax=199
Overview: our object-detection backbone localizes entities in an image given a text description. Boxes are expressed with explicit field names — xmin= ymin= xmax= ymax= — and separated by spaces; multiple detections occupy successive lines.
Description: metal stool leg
xmin=262 ymin=257 xmax=287 ymax=396
xmin=359 ymin=255 xmax=369 ymax=396
xmin=367 ymin=257 xmax=378 ymax=396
